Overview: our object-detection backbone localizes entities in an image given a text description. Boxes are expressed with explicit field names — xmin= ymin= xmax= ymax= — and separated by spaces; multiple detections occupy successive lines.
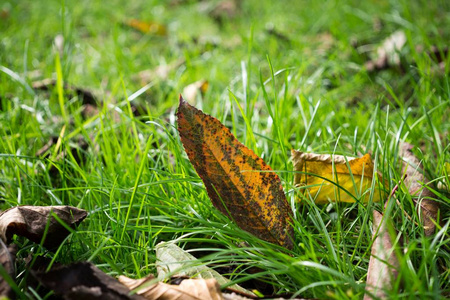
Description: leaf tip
xmin=179 ymin=94 xmax=186 ymax=105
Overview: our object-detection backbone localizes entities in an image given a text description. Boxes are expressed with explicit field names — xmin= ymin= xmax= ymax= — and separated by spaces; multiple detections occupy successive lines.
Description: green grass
xmin=1 ymin=0 xmax=449 ymax=299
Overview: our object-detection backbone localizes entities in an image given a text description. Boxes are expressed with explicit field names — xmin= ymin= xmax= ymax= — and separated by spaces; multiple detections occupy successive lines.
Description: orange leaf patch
xmin=177 ymin=96 xmax=293 ymax=249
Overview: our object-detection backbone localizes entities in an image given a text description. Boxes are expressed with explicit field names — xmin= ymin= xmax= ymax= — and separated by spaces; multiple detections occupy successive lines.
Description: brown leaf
xmin=0 ymin=206 xmax=87 ymax=249
xmin=399 ymin=142 xmax=439 ymax=236
xmin=292 ymin=151 xmax=386 ymax=203
xmin=34 ymin=262 xmax=144 ymax=300
xmin=119 ymin=275 xmax=223 ymax=300
xmin=177 ymin=96 xmax=294 ymax=249
xmin=36 ymin=135 xmax=89 ymax=162
xmin=33 ymin=78 xmax=97 ymax=106
xmin=265 ymin=24 xmax=291 ymax=43
xmin=0 ymin=241 xmax=17 ymax=299
xmin=364 ymin=210 xmax=400 ymax=300
xmin=208 ymin=0 xmax=239 ymax=26
xmin=364 ymin=30 xmax=406 ymax=72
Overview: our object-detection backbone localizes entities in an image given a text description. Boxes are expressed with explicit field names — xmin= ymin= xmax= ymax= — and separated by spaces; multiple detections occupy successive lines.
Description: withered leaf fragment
xmin=0 ymin=240 xmax=17 ymax=299
xmin=0 ymin=206 xmax=87 ymax=249
xmin=125 ymin=19 xmax=167 ymax=36
xmin=292 ymin=150 xmax=385 ymax=203
xmin=137 ymin=59 xmax=185 ymax=84
xmin=155 ymin=241 xmax=252 ymax=295
xmin=33 ymin=78 xmax=97 ymax=106
xmin=119 ymin=275 xmax=223 ymax=300
xmin=364 ymin=30 xmax=406 ymax=72
xmin=177 ymin=96 xmax=294 ymax=249
xmin=34 ymin=262 xmax=144 ymax=300
xmin=399 ymin=142 xmax=439 ymax=236
xmin=364 ymin=210 xmax=400 ymax=300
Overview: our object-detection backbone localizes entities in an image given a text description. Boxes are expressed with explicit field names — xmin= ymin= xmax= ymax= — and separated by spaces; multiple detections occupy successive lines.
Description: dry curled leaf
xmin=177 ymin=96 xmax=294 ymax=249
xmin=155 ymin=241 xmax=252 ymax=295
xmin=365 ymin=30 xmax=406 ymax=72
xmin=0 ymin=206 xmax=87 ymax=249
xmin=400 ymin=142 xmax=439 ymax=236
xmin=292 ymin=150 xmax=385 ymax=203
xmin=119 ymin=276 xmax=222 ymax=300
xmin=364 ymin=210 xmax=400 ymax=300
xmin=33 ymin=78 xmax=97 ymax=106
xmin=137 ymin=59 xmax=185 ymax=84
xmin=34 ymin=262 xmax=144 ymax=300
xmin=0 ymin=240 xmax=16 ymax=299
xmin=182 ymin=80 xmax=209 ymax=105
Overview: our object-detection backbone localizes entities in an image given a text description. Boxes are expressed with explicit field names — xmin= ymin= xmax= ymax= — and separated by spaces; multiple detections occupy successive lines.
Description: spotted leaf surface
xmin=177 ymin=96 xmax=293 ymax=249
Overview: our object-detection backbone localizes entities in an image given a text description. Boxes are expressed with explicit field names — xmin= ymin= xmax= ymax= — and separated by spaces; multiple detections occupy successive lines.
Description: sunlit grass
xmin=1 ymin=0 xmax=449 ymax=299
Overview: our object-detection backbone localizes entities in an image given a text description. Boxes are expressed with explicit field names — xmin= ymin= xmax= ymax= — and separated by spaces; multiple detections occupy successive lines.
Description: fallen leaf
xmin=119 ymin=275 xmax=223 ymax=300
xmin=34 ymin=262 xmax=144 ymax=300
xmin=208 ymin=0 xmax=239 ymax=26
xmin=125 ymin=19 xmax=167 ymax=36
xmin=364 ymin=30 xmax=406 ymax=72
xmin=0 ymin=206 xmax=87 ymax=249
xmin=155 ymin=241 xmax=253 ymax=295
xmin=292 ymin=151 xmax=385 ymax=203
xmin=33 ymin=78 xmax=97 ymax=106
xmin=265 ymin=24 xmax=291 ymax=43
xmin=137 ymin=58 xmax=185 ymax=84
xmin=182 ymin=80 xmax=209 ymax=105
xmin=364 ymin=210 xmax=400 ymax=300
xmin=177 ymin=96 xmax=294 ymax=249
xmin=0 ymin=241 xmax=16 ymax=299
xmin=399 ymin=142 xmax=439 ymax=236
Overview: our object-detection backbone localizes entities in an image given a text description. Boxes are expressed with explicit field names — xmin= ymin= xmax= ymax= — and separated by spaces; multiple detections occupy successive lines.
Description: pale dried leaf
xmin=399 ymin=142 xmax=439 ymax=236
xmin=137 ymin=59 xmax=185 ymax=83
xmin=0 ymin=240 xmax=16 ymax=299
xmin=182 ymin=80 xmax=209 ymax=105
xmin=364 ymin=210 xmax=400 ymax=300
xmin=0 ymin=206 xmax=87 ymax=249
xmin=155 ymin=242 xmax=253 ymax=295
xmin=119 ymin=276 xmax=223 ymax=300
xmin=365 ymin=30 xmax=406 ymax=71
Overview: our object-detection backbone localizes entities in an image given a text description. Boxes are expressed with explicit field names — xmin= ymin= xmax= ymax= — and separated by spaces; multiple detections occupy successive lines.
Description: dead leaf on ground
xmin=265 ymin=24 xmax=291 ymax=43
xmin=417 ymin=45 xmax=449 ymax=75
xmin=119 ymin=275 xmax=222 ymax=300
xmin=34 ymin=261 xmax=144 ymax=300
xmin=33 ymin=78 xmax=97 ymax=106
xmin=35 ymin=135 xmax=90 ymax=176
xmin=155 ymin=241 xmax=253 ymax=296
xmin=364 ymin=210 xmax=400 ymax=300
xmin=177 ymin=96 xmax=294 ymax=249
xmin=125 ymin=19 xmax=167 ymax=36
xmin=364 ymin=30 xmax=407 ymax=72
xmin=399 ymin=142 xmax=439 ymax=236
xmin=292 ymin=151 xmax=386 ymax=203
xmin=0 ymin=241 xmax=17 ymax=299
xmin=207 ymin=0 xmax=240 ymax=26
xmin=182 ymin=80 xmax=209 ymax=105
xmin=0 ymin=206 xmax=87 ymax=249
xmin=137 ymin=58 xmax=185 ymax=84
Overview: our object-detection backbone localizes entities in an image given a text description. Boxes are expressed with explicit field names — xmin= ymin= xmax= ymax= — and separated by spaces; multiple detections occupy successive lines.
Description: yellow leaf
xmin=292 ymin=150 xmax=386 ymax=203
xmin=126 ymin=19 xmax=167 ymax=36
